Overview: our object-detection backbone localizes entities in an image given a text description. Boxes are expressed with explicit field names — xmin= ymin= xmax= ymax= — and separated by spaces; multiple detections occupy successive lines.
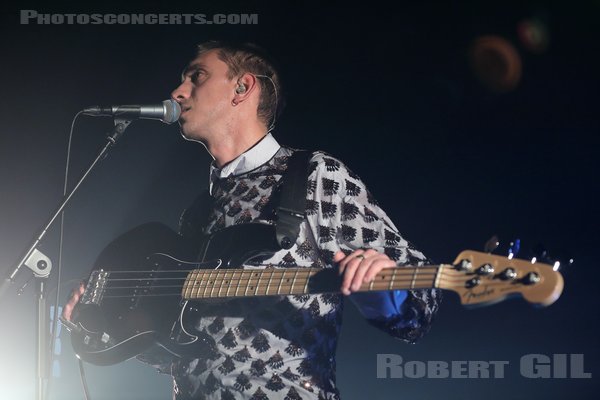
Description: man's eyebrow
xmin=181 ymin=63 xmax=206 ymax=79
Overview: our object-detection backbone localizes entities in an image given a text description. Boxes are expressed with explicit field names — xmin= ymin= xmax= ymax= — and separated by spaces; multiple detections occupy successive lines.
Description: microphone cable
xmin=46 ymin=110 xmax=93 ymax=400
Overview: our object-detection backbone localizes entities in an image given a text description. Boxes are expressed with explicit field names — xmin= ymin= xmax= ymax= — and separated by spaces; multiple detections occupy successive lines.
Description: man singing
xmin=64 ymin=41 xmax=441 ymax=400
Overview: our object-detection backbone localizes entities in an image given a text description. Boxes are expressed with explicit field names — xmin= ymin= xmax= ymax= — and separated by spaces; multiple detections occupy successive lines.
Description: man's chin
xmin=179 ymin=126 xmax=207 ymax=144
xmin=178 ymin=123 xmax=192 ymax=139
xmin=178 ymin=121 xmax=192 ymax=138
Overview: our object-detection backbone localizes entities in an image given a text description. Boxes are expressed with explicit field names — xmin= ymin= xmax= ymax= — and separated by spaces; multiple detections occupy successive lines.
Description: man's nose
xmin=171 ymin=81 xmax=189 ymax=102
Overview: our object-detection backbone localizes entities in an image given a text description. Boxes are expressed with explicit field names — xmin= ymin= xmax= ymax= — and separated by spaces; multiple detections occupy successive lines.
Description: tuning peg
xmin=532 ymin=242 xmax=548 ymax=258
xmin=484 ymin=235 xmax=500 ymax=253
xmin=552 ymin=261 xmax=561 ymax=271
xmin=551 ymin=251 xmax=575 ymax=272
xmin=531 ymin=242 xmax=550 ymax=264
xmin=508 ymin=239 xmax=521 ymax=259
xmin=563 ymin=257 xmax=575 ymax=269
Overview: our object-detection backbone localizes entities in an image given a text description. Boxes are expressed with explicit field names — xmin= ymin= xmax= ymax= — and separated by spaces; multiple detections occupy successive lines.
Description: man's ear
xmin=232 ymin=73 xmax=258 ymax=104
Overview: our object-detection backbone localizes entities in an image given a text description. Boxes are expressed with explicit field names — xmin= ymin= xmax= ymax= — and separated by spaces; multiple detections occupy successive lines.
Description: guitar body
xmin=70 ymin=222 xmax=280 ymax=366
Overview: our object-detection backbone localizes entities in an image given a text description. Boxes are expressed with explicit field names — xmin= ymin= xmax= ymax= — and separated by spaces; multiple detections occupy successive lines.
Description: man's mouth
xmin=179 ymin=106 xmax=191 ymax=121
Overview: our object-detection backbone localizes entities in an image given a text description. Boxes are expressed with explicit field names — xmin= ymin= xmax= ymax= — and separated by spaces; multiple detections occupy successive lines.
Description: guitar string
xmin=86 ymin=265 xmax=444 ymax=274
xmin=96 ymin=281 xmax=504 ymax=299
xmin=96 ymin=274 xmax=440 ymax=294
xmin=97 ymin=273 xmax=442 ymax=283
xmin=84 ymin=266 xmax=524 ymax=281
xmin=93 ymin=272 xmax=488 ymax=286
xmin=88 ymin=270 xmax=513 ymax=291
xmin=87 ymin=266 xmax=442 ymax=279
xmin=98 ymin=274 xmax=438 ymax=287
xmin=94 ymin=277 xmax=516 ymax=299
xmin=97 ymin=275 xmax=509 ymax=290
xmin=95 ymin=272 xmax=442 ymax=287
xmin=82 ymin=265 xmax=525 ymax=299
xmin=95 ymin=277 xmax=439 ymax=291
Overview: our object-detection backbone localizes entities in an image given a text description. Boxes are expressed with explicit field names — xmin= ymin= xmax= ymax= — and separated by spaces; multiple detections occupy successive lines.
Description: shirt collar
xmin=209 ymin=133 xmax=281 ymax=191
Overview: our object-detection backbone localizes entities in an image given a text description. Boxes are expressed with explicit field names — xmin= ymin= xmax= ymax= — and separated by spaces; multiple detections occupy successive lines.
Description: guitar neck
xmin=181 ymin=265 xmax=444 ymax=300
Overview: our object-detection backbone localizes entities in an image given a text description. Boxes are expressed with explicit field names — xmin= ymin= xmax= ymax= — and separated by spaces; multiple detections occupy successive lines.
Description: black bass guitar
xmin=66 ymin=222 xmax=563 ymax=366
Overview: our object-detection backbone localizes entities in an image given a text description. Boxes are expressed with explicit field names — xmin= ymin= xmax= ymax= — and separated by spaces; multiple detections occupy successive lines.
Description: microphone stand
xmin=0 ymin=118 xmax=132 ymax=400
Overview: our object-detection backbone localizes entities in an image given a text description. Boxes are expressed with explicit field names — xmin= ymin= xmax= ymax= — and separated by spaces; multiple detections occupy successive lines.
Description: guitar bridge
xmin=81 ymin=270 xmax=109 ymax=305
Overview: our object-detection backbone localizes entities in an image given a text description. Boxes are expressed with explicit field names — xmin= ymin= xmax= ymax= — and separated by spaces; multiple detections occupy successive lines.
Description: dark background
xmin=0 ymin=1 xmax=598 ymax=399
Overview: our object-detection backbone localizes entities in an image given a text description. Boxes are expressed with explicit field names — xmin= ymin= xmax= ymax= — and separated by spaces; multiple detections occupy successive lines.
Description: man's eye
xmin=190 ymin=70 xmax=203 ymax=83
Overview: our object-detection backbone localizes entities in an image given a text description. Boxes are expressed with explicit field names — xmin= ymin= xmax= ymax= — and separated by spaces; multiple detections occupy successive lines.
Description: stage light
xmin=469 ymin=36 xmax=522 ymax=93
xmin=518 ymin=18 xmax=550 ymax=54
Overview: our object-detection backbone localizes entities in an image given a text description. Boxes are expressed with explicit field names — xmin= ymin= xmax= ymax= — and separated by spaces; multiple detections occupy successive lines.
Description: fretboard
xmin=181 ymin=265 xmax=445 ymax=300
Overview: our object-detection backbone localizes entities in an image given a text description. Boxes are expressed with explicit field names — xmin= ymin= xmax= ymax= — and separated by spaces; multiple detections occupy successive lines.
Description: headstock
xmin=439 ymin=250 xmax=564 ymax=307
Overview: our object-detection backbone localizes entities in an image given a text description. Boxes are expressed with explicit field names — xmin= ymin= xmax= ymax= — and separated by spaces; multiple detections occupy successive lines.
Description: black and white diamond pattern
xmin=173 ymin=147 xmax=441 ymax=400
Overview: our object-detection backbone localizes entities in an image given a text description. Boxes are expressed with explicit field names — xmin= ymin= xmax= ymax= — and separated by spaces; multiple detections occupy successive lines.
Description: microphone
xmin=82 ymin=99 xmax=181 ymax=124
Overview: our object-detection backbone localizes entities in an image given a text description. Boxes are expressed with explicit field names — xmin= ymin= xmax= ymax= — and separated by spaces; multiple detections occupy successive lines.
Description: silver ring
xmin=355 ymin=254 xmax=365 ymax=260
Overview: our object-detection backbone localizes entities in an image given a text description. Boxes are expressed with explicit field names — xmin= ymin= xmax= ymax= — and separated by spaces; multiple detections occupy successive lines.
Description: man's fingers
xmin=337 ymin=249 xmax=366 ymax=275
xmin=349 ymin=255 xmax=392 ymax=291
xmin=338 ymin=249 xmax=376 ymax=270
xmin=61 ymin=283 xmax=85 ymax=321
xmin=333 ymin=251 xmax=346 ymax=263
xmin=62 ymin=302 xmax=73 ymax=321
xmin=350 ymin=256 xmax=377 ymax=291
xmin=340 ymin=250 xmax=377 ymax=294
xmin=363 ymin=258 xmax=397 ymax=282
xmin=341 ymin=256 xmax=366 ymax=295
xmin=336 ymin=249 xmax=397 ymax=295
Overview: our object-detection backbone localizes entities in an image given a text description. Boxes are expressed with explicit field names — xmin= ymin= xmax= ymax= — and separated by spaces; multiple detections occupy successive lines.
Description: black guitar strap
xmin=178 ymin=189 xmax=214 ymax=242
xmin=275 ymin=150 xmax=312 ymax=249
xmin=180 ymin=149 xmax=312 ymax=250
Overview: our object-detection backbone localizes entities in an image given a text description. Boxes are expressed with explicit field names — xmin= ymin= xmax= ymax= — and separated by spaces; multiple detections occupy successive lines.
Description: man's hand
xmin=334 ymin=249 xmax=397 ymax=296
xmin=62 ymin=282 xmax=85 ymax=322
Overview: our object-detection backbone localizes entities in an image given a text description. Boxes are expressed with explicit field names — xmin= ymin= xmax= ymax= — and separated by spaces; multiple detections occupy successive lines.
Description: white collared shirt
xmin=209 ymin=133 xmax=281 ymax=195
